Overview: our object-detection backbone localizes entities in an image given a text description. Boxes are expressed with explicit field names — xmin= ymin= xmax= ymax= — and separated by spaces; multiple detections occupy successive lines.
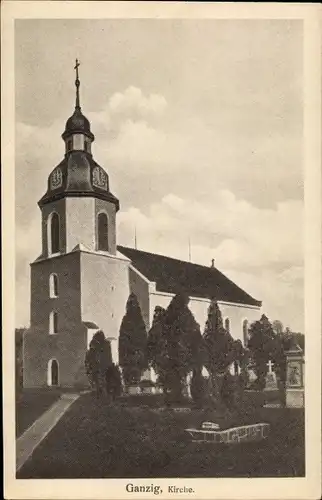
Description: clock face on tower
xmin=50 ymin=168 xmax=63 ymax=190
xmin=92 ymin=166 xmax=108 ymax=190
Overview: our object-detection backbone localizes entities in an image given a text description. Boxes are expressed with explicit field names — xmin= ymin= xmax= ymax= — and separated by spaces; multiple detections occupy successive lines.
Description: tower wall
xmin=30 ymin=252 xmax=82 ymax=330
xmin=23 ymin=325 xmax=88 ymax=388
xmin=80 ymin=251 xmax=130 ymax=364
xmin=24 ymin=251 xmax=88 ymax=387
xmin=65 ymin=197 xmax=96 ymax=252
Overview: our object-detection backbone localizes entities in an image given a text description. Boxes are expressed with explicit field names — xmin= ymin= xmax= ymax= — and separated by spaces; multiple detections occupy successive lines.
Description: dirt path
xmin=16 ymin=393 xmax=80 ymax=472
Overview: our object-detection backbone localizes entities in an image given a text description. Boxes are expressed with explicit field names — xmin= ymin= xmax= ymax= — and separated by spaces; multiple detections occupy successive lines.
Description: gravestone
xmin=140 ymin=386 xmax=155 ymax=395
xmin=154 ymin=385 xmax=163 ymax=394
xmin=139 ymin=379 xmax=156 ymax=395
xmin=127 ymin=385 xmax=141 ymax=395
xmin=265 ymin=360 xmax=278 ymax=390
xmin=247 ymin=367 xmax=257 ymax=385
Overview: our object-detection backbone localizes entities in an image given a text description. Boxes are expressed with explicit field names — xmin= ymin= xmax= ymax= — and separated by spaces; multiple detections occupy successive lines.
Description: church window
xmin=224 ymin=317 xmax=230 ymax=333
xmin=67 ymin=139 xmax=73 ymax=152
xmin=49 ymin=212 xmax=60 ymax=255
xmin=49 ymin=274 xmax=59 ymax=298
xmin=243 ymin=319 xmax=249 ymax=346
xmin=49 ymin=311 xmax=58 ymax=334
xmin=47 ymin=359 xmax=59 ymax=386
xmin=97 ymin=212 xmax=109 ymax=251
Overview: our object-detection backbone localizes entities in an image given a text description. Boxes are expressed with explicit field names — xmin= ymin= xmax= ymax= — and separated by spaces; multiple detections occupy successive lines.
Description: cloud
xmin=87 ymin=87 xmax=302 ymax=212
xmin=119 ymin=191 xmax=303 ymax=269
xmin=88 ymin=86 xmax=167 ymax=138
xmin=109 ymin=86 xmax=167 ymax=118
xmin=117 ymin=191 xmax=303 ymax=330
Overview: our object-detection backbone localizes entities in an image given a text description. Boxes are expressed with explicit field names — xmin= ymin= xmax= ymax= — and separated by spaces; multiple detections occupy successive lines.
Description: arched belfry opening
xmin=97 ymin=212 xmax=109 ymax=251
xmin=48 ymin=212 xmax=60 ymax=255
xmin=47 ymin=359 xmax=59 ymax=386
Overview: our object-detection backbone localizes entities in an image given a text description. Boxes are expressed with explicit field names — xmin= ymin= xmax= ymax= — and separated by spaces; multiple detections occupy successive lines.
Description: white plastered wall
xmin=149 ymin=289 xmax=261 ymax=343
xmin=80 ymin=251 xmax=131 ymax=364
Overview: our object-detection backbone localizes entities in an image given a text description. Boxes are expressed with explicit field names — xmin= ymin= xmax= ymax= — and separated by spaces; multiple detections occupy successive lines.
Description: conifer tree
xmin=248 ymin=314 xmax=279 ymax=389
xmin=119 ymin=293 xmax=148 ymax=386
xmin=203 ymin=299 xmax=244 ymax=405
xmin=203 ymin=300 xmax=241 ymax=373
xmin=154 ymin=293 xmax=204 ymax=403
xmin=147 ymin=306 xmax=167 ymax=381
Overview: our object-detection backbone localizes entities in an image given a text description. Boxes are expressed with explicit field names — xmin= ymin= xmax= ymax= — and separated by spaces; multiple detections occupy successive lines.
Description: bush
xmin=105 ymin=364 xmax=122 ymax=400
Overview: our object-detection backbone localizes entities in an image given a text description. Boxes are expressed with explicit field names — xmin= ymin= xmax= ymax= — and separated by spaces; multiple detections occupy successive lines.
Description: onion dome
xmin=62 ymin=107 xmax=94 ymax=141
xmin=38 ymin=153 xmax=119 ymax=211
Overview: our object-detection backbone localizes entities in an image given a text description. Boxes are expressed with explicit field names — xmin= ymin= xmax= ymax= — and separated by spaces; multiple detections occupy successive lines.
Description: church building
xmin=23 ymin=63 xmax=262 ymax=388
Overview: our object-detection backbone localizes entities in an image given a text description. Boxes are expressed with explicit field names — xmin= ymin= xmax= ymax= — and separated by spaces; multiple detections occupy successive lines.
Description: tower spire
xmin=74 ymin=58 xmax=81 ymax=109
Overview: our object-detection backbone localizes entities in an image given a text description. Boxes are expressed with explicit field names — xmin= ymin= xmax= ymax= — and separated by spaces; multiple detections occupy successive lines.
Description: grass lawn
xmin=16 ymin=388 xmax=62 ymax=437
xmin=17 ymin=393 xmax=305 ymax=478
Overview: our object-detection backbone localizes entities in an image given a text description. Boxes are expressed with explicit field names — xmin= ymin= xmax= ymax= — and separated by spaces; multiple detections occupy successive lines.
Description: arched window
xmin=47 ymin=359 xmax=59 ymax=386
xmin=49 ymin=311 xmax=58 ymax=334
xmin=49 ymin=273 xmax=59 ymax=298
xmin=48 ymin=212 xmax=60 ymax=255
xmin=224 ymin=317 xmax=230 ymax=333
xmin=243 ymin=319 xmax=249 ymax=346
xmin=97 ymin=212 xmax=109 ymax=251
xmin=67 ymin=139 xmax=73 ymax=152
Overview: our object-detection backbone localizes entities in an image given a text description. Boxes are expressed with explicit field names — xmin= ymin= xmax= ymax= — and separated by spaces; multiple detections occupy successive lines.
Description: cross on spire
xmin=74 ymin=58 xmax=81 ymax=109
xmin=74 ymin=58 xmax=80 ymax=79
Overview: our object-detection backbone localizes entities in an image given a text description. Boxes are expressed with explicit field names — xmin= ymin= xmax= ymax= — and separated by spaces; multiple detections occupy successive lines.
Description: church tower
xmin=23 ymin=61 xmax=130 ymax=388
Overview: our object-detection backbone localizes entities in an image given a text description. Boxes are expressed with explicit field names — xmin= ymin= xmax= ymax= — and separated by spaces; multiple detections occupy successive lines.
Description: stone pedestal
xmin=286 ymin=388 xmax=304 ymax=408
xmin=285 ymin=343 xmax=304 ymax=408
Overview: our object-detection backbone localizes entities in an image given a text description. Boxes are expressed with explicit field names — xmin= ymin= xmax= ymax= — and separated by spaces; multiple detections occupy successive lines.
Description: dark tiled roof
xmin=117 ymin=245 xmax=261 ymax=307
xmin=38 ymin=152 xmax=119 ymax=210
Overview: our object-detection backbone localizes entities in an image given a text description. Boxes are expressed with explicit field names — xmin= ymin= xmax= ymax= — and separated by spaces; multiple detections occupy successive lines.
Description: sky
xmin=15 ymin=19 xmax=304 ymax=331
